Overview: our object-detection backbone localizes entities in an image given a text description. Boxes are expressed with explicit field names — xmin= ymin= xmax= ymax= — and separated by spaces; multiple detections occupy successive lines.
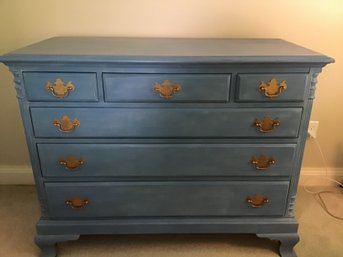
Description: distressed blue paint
xmin=0 ymin=37 xmax=334 ymax=64
xmin=23 ymin=72 xmax=98 ymax=101
xmin=30 ymin=107 xmax=303 ymax=138
xmin=45 ymin=181 xmax=290 ymax=218
xmin=37 ymin=143 xmax=296 ymax=177
xmin=103 ymin=73 xmax=231 ymax=102
xmin=0 ymin=37 xmax=334 ymax=257
xmin=237 ymin=73 xmax=308 ymax=102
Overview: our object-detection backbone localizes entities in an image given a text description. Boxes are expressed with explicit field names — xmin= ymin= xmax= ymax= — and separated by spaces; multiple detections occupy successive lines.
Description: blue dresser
xmin=0 ymin=37 xmax=333 ymax=257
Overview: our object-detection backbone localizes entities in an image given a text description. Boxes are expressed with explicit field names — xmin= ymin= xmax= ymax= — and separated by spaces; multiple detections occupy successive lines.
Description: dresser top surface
xmin=0 ymin=37 xmax=334 ymax=64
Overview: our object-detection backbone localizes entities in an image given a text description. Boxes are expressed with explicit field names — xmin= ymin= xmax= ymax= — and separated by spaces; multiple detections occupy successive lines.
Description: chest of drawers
xmin=0 ymin=37 xmax=333 ymax=257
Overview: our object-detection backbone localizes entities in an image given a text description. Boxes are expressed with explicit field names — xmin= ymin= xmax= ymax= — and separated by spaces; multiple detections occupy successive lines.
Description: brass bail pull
xmin=250 ymin=155 xmax=275 ymax=170
xmin=259 ymin=78 xmax=287 ymax=98
xmin=59 ymin=156 xmax=85 ymax=171
xmin=65 ymin=196 xmax=89 ymax=209
xmin=46 ymin=79 xmax=75 ymax=98
xmin=246 ymin=193 xmax=269 ymax=208
xmin=254 ymin=116 xmax=280 ymax=133
xmin=53 ymin=115 xmax=80 ymax=133
xmin=153 ymin=80 xmax=181 ymax=99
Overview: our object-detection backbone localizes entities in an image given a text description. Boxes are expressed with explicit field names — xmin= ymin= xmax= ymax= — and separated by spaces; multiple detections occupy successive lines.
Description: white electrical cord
xmin=303 ymin=136 xmax=343 ymax=220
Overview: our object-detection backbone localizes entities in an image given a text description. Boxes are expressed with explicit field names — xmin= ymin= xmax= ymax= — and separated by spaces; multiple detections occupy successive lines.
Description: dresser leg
xmin=257 ymin=233 xmax=299 ymax=257
xmin=35 ymin=234 xmax=80 ymax=257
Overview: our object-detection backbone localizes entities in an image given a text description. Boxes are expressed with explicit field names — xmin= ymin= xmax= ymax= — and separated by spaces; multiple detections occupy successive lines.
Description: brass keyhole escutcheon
xmin=153 ymin=80 xmax=181 ymax=99
xmin=59 ymin=156 xmax=85 ymax=171
xmin=250 ymin=155 xmax=276 ymax=170
xmin=254 ymin=116 xmax=280 ymax=133
xmin=53 ymin=115 xmax=80 ymax=133
xmin=258 ymin=78 xmax=287 ymax=98
xmin=65 ymin=196 xmax=89 ymax=209
xmin=246 ymin=193 xmax=269 ymax=208
xmin=46 ymin=78 xmax=75 ymax=98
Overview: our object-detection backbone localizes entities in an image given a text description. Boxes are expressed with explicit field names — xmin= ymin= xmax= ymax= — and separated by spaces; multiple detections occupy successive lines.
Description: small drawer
xmin=45 ymin=181 xmax=289 ymax=218
xmin=30 ymin=107 xmax=302 ymax=138
xmin=103 ymin=73 xmax=230 ymax=102
xmin=236 ymin=73 xmax=308 ymax=102
xmin=38 ymin=143 xmax=296 ymax=177
xmin=23 ymin=72 xmax=98 ymax=101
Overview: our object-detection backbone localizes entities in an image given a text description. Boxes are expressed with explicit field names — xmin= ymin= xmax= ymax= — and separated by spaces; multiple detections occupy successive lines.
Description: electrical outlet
xmin=308 ymin=121 xmax=319 ymax=138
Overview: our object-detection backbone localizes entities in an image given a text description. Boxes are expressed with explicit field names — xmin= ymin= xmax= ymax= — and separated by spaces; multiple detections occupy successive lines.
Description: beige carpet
xmin=0 ymin=185 xmax=342 ymax=257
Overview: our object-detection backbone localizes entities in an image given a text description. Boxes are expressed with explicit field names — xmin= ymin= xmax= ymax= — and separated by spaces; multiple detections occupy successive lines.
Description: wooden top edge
xmin=0 ymin=37 xmax=335 ymax=64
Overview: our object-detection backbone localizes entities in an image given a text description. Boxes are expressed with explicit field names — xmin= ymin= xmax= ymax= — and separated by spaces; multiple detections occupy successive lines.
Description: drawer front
xmin=236 ymin=73 xmax=308 ymax=102
xmin=103 ymin=74 xmax=230 ymax=102
xmin=45 ymin=181 xmax=289 ymax=218
xmin=31 ymin=107 xmax=302 ymax=138
xmin=23 ymin=72 xmax=98 ymax=101
xmin=38 ymin=143 xmax=296 ymax=177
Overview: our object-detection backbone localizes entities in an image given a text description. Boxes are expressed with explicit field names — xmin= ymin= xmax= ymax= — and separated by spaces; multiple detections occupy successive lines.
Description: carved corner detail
xmin=9 ymin=67 xmax=24 ymax=99
xmin=38 ymin=194 xmax=49 ymax=218
xmin=309 ymin=69 xmax=322 ymax=100
xmin=286 ymin=195 xmax=297 ymax=217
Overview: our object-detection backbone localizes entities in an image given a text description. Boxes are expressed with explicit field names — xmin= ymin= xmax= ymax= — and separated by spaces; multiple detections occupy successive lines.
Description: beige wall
xmin=0 ymin=0 xmax=343 ymax=168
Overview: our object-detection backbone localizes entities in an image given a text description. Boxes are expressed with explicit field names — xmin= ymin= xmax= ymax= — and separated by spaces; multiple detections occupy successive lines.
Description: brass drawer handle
xmin=153 ymin=80 xmax=181 ymax=99
xmin=250 ymin=155 xmax=275 ymax=170
xmin=59 ymin=156 xmax=85 ymax=171
xmin=246 ymin=193 xmax=269 ymax=208
xmin=254 ymin=116 xmax=280 ymax=133
xmin=53 ymin=115 xmax=80 ymax=133
xmin=259 ymin=78 xmax=287 ymax=98
xmin=65 ymin=196 xmax=89 ymax=209
xmin=46 ymin=78 xmax=75 ymax=98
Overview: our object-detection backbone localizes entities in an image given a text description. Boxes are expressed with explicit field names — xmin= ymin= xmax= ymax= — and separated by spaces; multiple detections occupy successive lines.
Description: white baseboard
xmin=0 ymin=166 xmax=34 ymax=185
xmin=0 ymin=165 xmax=342 ymax=186
xmin=298 ymin=168 xmax=343 ymax=186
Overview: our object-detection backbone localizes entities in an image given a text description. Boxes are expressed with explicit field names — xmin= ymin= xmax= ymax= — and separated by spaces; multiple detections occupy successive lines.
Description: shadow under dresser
xmin=0 ymin=37 xmax=334 ymax=257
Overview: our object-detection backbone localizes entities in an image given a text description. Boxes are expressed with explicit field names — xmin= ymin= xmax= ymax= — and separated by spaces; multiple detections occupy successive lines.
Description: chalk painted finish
xmin=0 ymin=37 xmax=333 ymax=257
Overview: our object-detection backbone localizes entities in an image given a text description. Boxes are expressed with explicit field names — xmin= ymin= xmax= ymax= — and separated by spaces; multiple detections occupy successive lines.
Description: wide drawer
xmin=38 ymin=143 xmax=296 ymax=177
xmin=103 ymin=73 xmax=230 ymax=102
xmin=23 ymin=72 xmax=98 ymax=101
xmin=30 ymin=107 xmax=302 ymax=138
xmin=45 ymin=181 xmax=289 ymax=218
xmin=236 ymin=73 xmax=308 ymax=102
